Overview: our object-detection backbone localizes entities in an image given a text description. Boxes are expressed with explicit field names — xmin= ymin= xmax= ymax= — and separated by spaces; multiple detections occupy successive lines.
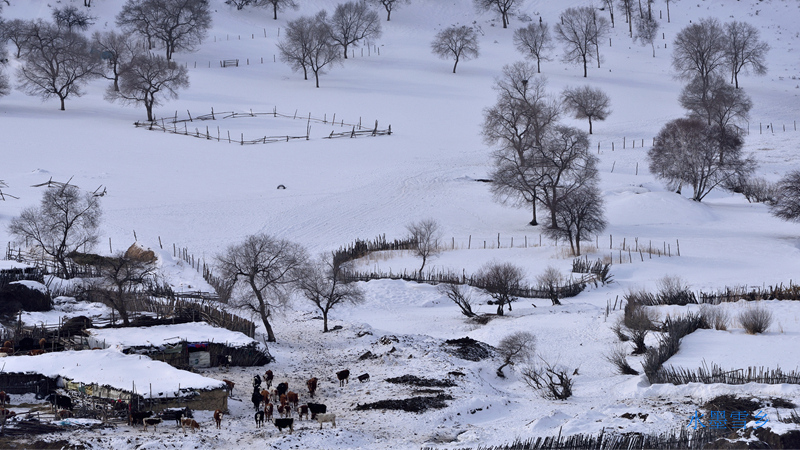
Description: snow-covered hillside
xmin=2 ymin=0 xmax=800 ymax=448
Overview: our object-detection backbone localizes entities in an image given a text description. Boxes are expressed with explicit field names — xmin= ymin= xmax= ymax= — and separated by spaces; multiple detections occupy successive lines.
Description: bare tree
xmin=664 ymin=0 xmax=672 ymax=23
xmin=2 ymin=19 xmax=33 ymax=58
xmin=483 ymin=62 xmax=560 ymax=226
xmin=536 ymin=265 xmax=564 ymax=306
xmin=590 ymin=9 xmax=610 ymax=69
xmin=679 ymin=75 xmax=752 ymax=128
xmin=648 ymin=118 xmax=756 ymax=201
xmin=305 ymin=11 xmax=342 ymax=88
xmin=496 ymin=331 xmax=536 ymax=377
xmin=537 ymin=125 xmax=598 ymax=228
xmin=296 ymin=254 xmax=365 ymax=332
xmin=106 ymin=54 xmax=189 ymax=121
xmin=368 ymin=0 xmax=408 ymax=21
xmin=634 ymin=15 xmax=659 ymax=57
xmin=724 ymin=21 xmax=768 ymax=89
xmin=225 ymin=0 xmax=253 ymax=10
xmin=770 ymin=171 xmax=800 ymax=222
xmin=475 ymin=262 xmax=525 ymax=316
xmin=405 ymin=218 xmax=442 ymax=273
xmin=258 ymin=0 xmax=299 ymax=20
xmin=543 ymin=184 xmax=606 ymax=256
xmin=216 ymin=233 xmax=308 ymax=342
xmin=513 ymin=22 xmax=553 ymax=73
xmin=431 ymin=25 xmax=479 ymax=73
xmin=277 ymin=15 xmax=315 ymax=81
xmin=52 ymin=5 xmax=96 ymax=32
xmin=328 ymin=1 xmax=382 ymax=59
xmin=617 ymin=0 xmax=634 ymax=36
xmin=672 ymin=17 xmax=726 ymax=89
xmin=117 ymin=0 xmax=211 ymax=61
xmin=7 ymin=185 xmax=101 ymax=278
xmin=474 ymin=0 xmax=522 ymax=29
xmin=17 ymin=21 xmax=100 ymax=110
xmin=0 ymin=46 xmax=9 ymax=98
xmin=602 ymin=0 xmax=615 ymax=28
xmin=555 ymin=6 xmax=602 ymax=77
xmin=437 ymin=283 xmax=476 ymax=318
xmin=92 ymin=30 xmax=141 ymax=92
xmin=561 ymin=85 xmax=611 ymax=134
xmin=93 ymin=249 xmax=157 ymax=326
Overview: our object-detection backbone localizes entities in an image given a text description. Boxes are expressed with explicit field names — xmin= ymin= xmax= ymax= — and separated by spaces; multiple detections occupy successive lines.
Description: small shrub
xmin=738 ymin=304 xmax=773 ymax=334
xmin=611 ymin=317 xmax=630 ymax=342
xmin=624 ymin=287 xmax=658 ymax=307
xmin=656 ymin=275 xmax=696 ymax=305
xmin=700 ymin=305 xmax=730 ymax=331
xmin=623 ymin=296 xmax=656 ymax=331
xmin=605 ymin=345 xmax=639 ymax=375
xmin=521 ymin=360 xmax=574 ymax=400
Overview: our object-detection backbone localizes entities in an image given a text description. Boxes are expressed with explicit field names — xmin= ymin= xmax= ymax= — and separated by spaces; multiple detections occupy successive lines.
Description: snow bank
xmin=0 ymin=348 xmax=225 ymax=397
xmin=85 ymin=322 xmax=257 ymax=349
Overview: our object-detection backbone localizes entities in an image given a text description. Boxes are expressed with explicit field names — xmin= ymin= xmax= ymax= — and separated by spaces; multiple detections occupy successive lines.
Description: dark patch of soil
xmin=385 ymin=374 xmax=456 ymax=387
xmin=703 ymin=395 xmax=762 ymax=430
xmin=355 ymin=394 xmax=454 ymax=413
xmin=767 ymin=397 xmax=796 ymax=409
xmin=443 ymin=337 xmax=493 ymax=361
xmin=0 ymin=438 xmax=85 ymax=449
xmin=359 ymin=351 xmax=378 ymax=360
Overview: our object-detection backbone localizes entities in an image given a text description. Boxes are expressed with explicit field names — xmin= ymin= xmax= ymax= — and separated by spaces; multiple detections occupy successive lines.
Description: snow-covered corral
xmin=0 ymin=349 xmax=228 ymax=412
xmin=86 ymin=322 xmax=270 ymax=369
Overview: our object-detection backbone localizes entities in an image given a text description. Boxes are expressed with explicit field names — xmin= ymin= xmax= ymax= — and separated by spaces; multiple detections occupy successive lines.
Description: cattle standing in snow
xmin=251 ymin=388 xmax=263 ymax=411
xmin=286 ymin=391 xmax=299 ymax=409
xmin=276 ymin=382 xmax=288 ymax=398
xmin=129 ymin=410 xmax=153 ymax=426
xmin=274 ymin=417 xmax=294 ymax=433
xmin=255 ymin=410 xmax=265 ymax=427
xmin=307 ymin=403 xmax=327 ymax=420
xmin=264 ymin=370 xmax=274 ymax=388
xmin=336 ymin=369 xmax=350 ymax=387
xmin=357 ymin=373 xmax=370 ymax=383
xmin=143 ymin=417 xmax=162 ymax=432
xmin=222 ymin=379 xmax=235 ymax=397
xmin=45 ymin=393 xmax=73 ymax=411
xmin=181 ymin=417 xmax=201 ymax=433
xmin=316 ymin=413 xmax=336 ymax=429
xmin=306 ymin=377 xmax=318 ymax=397
xmin=265 ymin=402 xmax=274 ymax=421
xmin=253 ymin=374 xmax=262 ymax=391
xmin=298 ymin=404 xmax=309 ymax=420
xmin=213 ymin=409 xmax=223 ymax=429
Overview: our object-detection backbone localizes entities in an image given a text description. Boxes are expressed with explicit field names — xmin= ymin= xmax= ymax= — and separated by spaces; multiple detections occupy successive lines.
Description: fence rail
xmin=134 ymin=108 xmax=391 ymax=146
xmin=651 ymin=363 xmax=800 ymax=386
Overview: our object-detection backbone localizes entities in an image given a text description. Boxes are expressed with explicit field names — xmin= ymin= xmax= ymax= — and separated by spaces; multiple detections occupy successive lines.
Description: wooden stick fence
xmin=134 ymin=108 xmax=391 ymax=145
xmin=651 ymin=362 xmax=800 ymax=386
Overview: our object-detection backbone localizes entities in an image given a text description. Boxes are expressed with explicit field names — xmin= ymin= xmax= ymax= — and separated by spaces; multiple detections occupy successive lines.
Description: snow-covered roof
xmin=0 ymin=348 xmax=224 ymax=398
xmin=86 ymin=322 xmax=257 ymax=349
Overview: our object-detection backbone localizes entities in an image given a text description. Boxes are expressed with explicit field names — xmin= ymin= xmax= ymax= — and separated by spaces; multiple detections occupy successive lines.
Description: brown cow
xmin=264 ymin=370 xmax=274 ymax=388
xmin=213 ymin=409 xmax=223 ymax=429
xmin=279 ymin=394 xmax=287 ymax=407
xmin=28 ymin=349 xmax=45 ymax=356
xmin=39 ymin=338 xmax=47 ymax=349
xmin=336 ymin=369 xmax=350 ymax=387
xmin=298 ymin=404 xmax=309 ymax=420
xmin=286 ymin=391 xmax=299 ymax=409
xmin=264 ymin=402 xmax=274 ymax=421
xmin=306 ymin=377 xmax=318 ymax=397
xmin=260 ymin=389 xmax=270 ymax=405
xmin=222 ymin=379 xmax=235 ymax=397
xmin=277 ymin=404 xmax=291 ymax=418
xmin=181 ymin=417 xmax=200 ymax=433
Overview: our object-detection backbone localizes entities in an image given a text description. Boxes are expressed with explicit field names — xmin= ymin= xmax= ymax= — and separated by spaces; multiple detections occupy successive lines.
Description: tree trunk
xmin=530 ymin=199 xmax=538 ymax=226
xmin=453 ymin=57 xmax=459 ymax=73
xmin=302 ymin=65 xmax=308 ymax=80
xmin=496 ymin=302 xmax=504 ymax=316
xmin=322 ymin=309 xmax=329 ymax=332
xmin=419 ymin=255 xmax=427 ymax=274
xmin=315 ymin=71 xmax=320 ymax=88
xmin=343 ymin=44 xmax=348 ymax=59
xmin=583 ymin=55 xmax=587 ymax=77
xmin=537 ymin=57 xmax=541 ymax=73
xmin=273 ymin=4 xmax=278 ymax=20
xmin=386 ymin=9 xmax=391 ymax=21
xmin=588 ymin=116 xmax=593 ymax=134
xmin=59 ymin=96 xmax=66 ymax=111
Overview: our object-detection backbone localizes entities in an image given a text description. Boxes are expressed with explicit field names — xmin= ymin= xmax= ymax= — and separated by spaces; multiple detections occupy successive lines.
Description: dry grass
xmin=738 ymin=304 xmax=773 ymax=334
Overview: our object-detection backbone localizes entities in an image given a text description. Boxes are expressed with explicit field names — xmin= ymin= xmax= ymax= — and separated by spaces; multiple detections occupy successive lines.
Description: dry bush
xmin=656 ymin=275 xmax=696 ymax=305
xmin=700 ymin=304 xmax=729 ymax=331
xmin=611 ymin=317 xmax=630 ymax=342
xmin=605 ymin=345 xmax=639 ymax=375
xmin=521 ymin=359 xmax=574 ymax=400
xmin=437 ymin=283 xmax=476 ymax=318
xmin=738 ymin=304 xmax=773 ymax=334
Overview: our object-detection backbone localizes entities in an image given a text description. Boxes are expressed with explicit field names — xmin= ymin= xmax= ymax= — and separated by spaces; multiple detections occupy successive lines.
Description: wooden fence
xmin=339 ymin=267 xmax=589 ymax=300
xmin=422 ymin=426 xmax=729 ymax=450
xmin=134 ymin=108 xmax=391 ymax=145
xmin=128 ymin=296 xmax=256 ymax=338
xmin=651 ymin=363 xmax=800 ymax=386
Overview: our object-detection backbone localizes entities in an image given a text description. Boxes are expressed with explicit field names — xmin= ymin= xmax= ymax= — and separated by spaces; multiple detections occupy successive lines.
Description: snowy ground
xmin=2 ymin=0 xmax=800 ymax=448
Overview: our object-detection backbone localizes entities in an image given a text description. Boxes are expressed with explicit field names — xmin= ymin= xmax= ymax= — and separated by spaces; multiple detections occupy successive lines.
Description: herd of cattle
xmin=124 ymin=368 xmax=367 ymax=434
